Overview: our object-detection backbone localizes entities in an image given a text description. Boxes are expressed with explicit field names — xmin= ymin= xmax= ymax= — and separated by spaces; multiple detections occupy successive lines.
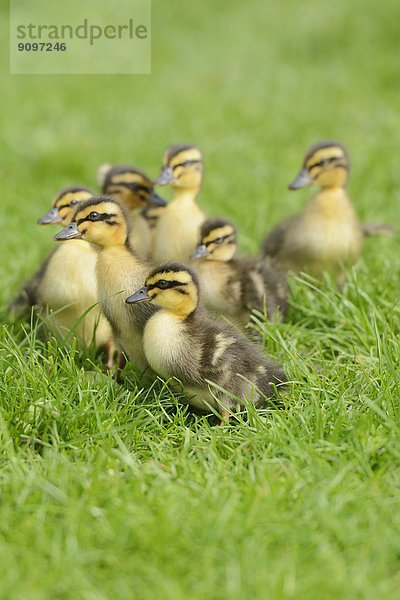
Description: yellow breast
xmin=143 ymin=311 xmax=217 ymax=410
xmin=38 ymin=240 xmax=112 ymax=348
xmin=143 ymin=311 xmax=184 ymax=378
xmin=286 ymin=188 xmax=363 ymax=276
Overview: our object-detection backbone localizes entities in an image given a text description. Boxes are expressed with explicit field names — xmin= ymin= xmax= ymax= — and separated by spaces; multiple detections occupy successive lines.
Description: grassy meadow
xmin=1 ymin=0 xmax=400 ymax=598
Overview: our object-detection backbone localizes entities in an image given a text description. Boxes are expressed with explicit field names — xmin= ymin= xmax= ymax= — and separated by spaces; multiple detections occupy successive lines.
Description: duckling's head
xmin=154 ymin=144 xmax=204 ymax=191
xmin=126 ymin=262 xmax=199 ymax=318
xmin=37 ymin=186 xmax=94 ymax=226
xmin=289 ymin=141 xmax=349 ymax=190
xmin=54 ymin=196 xmax=131 ymax=249
xmin=191 ymin=218 xmax=237 ymax=262
xmin=98 ymin=164 xmax=167 ymax=210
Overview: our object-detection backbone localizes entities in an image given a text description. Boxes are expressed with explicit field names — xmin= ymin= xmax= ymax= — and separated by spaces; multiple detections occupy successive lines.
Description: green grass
xmin=2 ymin=0 xmax=400 ymax=598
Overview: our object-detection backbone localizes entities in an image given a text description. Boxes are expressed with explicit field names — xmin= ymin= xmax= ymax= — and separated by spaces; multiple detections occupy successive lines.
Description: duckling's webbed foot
xmin=219 ymin=407 xmax=231 ymax=426
xmin=105 ymin=340 xmax=116 ymax=372
xmin=107 ymin=350 xmax=126 ymax=384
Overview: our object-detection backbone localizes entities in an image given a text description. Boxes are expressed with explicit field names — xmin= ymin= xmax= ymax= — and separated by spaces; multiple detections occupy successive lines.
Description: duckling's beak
xmin=125 ymin=286 xmax=151 ymax=304
xmin=289 ymin=168 xmax=314 ymax=190
xmin=37 ymin=207 xmax=62 ymax=225
xmin=148 ymin=191 xmax=167 ymax=206
xmin=190 ymin=244 xmax=210 ymax=259
xmin=154 ymin=167 xmax=175 ymax=186
xmin=54 ymin=222 xmax=82 ymax=241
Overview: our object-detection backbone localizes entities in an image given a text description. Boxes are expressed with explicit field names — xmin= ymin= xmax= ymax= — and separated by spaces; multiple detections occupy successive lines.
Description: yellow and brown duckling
xmin=9 ymin=186 xmax=114 ymax=365
xmin=126 ymin=263 xmax=286 ymax=423
xmin=54 ymin=196 xmax=157 ymax=372
xmin=37 ymin=185 xmax=95 ymax=227
xmin=191 ymin=218 xmax=288 ymax=327
xmin=260 ymin=141 xmax=364 ymax=283
xmin=98 ymin=164 xmax=167 ymax=258
xmin=152 ymin=144 xmax=207 ymax=264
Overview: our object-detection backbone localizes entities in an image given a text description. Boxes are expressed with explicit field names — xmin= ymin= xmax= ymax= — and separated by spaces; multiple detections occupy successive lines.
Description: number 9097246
xmin=18 ymin=42 xmax=67 ymax=51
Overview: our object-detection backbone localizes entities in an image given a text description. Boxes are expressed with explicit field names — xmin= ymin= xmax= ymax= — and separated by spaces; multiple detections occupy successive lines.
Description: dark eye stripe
xmin=172 ymin=159 xmax=200 ymax=171
xmin=109 ymin=182 xmax=150 ymax=193
xmin=147 ymin=280 xmax=188 ymax=291
xmin=57 ymin=203 xmax=72 ymax=211
xmin=129 ymin=183 xmax=149 ymax=193
xmin=205 ymin=233 xmax=235 ymax=247
xmin=77 ymin=212 xmax=117 ymax=225
xmin=308 ymin=156 xmax=342 ymax=170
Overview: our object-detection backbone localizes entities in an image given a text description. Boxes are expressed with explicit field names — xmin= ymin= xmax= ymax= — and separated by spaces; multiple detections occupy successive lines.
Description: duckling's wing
xmin=250 ymin=262 xmax=289 ymax=321
xmin=204 ymin=329 xmax=286 ymax=405
xmin=255 ymin=362 xmax=287 ymax=399
xmin=8 ymin=248 xmax=56 ymax=315
xmin=8 ymin=287 xmax=35 ymax=314
xmin=195 ymin=314 xmax=285 ymax=398
xmin=192 ymin=314 xmax=239 ymax=376
xmin=236 ymin=258 xmax=266 ymax=312
xmin=259 ymin=218 xmax=293 ymax=259
xmin=234 ymin=257 xmax=289 ymax=321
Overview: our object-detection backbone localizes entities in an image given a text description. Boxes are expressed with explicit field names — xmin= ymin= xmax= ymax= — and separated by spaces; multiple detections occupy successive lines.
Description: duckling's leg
xmin=114 ymin=351 xmax=127 ymax=383
xmin=105 ymin=340 xmax=115 ymax=372
xmin=219 ymin=407 xmax=231 ymax=426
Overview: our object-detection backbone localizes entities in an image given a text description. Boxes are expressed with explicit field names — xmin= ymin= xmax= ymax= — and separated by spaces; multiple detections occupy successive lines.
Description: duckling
xmin=9 ymin=186 xmax=114 ymax=365
xmin=10 ymin=184 xmax=93 ymax=311
xmin=37 ymin=185 xmax=94 ymax=227
xmin=54 ymin=196 xmax=158 ymax=372
xmin=260 ymin=141 xmax=364 ymax=283
xmin=97 ymin=164 xmax=167 ymax=259
xmin=191 ymin=218 xmax=289 ymax=327
xmin=125 ymin=263 xmax=286 ymax=423
xmin=152 ymin=144 xmax=207 ymax=264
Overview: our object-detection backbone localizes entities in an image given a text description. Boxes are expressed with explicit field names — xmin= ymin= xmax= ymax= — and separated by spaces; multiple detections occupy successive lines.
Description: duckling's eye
xmin=70 ymin=200 xmax=78 ymax=206
xmin=88 ymin=211 xmax=100 ymax=221
xmin=157 ymin=280 xmax=169 ymax=289
xmin=182 ymin=160 xmax=190 ymax=167
xmin=319 ymin=158 xmax=328 ymax=165
xmin=214 ymin=237 xmax=224 ymax=244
